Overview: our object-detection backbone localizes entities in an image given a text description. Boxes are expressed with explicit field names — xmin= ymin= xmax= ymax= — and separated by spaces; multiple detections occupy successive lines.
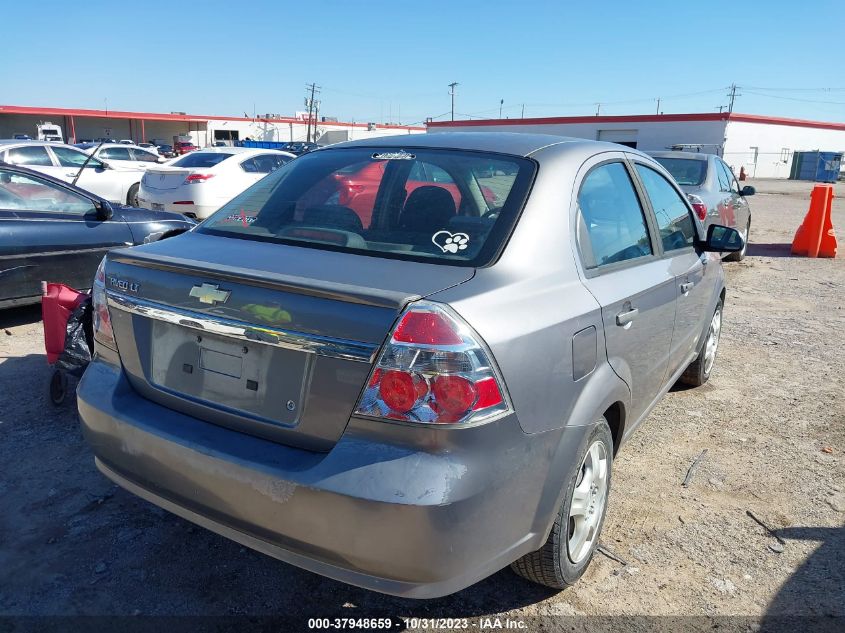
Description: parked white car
xmin=138 ymin=147 xmax=295 ymax=219
xmin=136 ymin=142 xmax=160 ymax=156
xmin=77 ymin=143 xmax=163 ymax=169
xmin=0 ymin=140 xmax=145 ymax=206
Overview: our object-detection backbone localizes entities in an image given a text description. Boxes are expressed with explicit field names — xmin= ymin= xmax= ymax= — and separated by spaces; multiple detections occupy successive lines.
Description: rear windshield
xmin=171 ymin=152 xmax=232 ymax=168
xmin=653 ymin=157 xmax=707 ymax=186
xmin=199 ymin=147 xmax=535 ymax=266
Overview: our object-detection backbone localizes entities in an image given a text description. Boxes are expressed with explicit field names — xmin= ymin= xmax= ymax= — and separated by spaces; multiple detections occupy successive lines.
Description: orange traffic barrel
xmin=791 ymin=184 xmax=837 ymax=258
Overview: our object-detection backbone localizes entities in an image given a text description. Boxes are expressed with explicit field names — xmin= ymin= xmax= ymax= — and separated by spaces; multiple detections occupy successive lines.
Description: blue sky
xmin=2 ymin=0 xmax=843 ymax=124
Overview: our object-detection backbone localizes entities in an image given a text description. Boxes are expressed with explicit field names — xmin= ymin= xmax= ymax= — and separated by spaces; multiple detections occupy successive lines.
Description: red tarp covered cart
xmin=41 ymin=283 xmax=93 ymax=405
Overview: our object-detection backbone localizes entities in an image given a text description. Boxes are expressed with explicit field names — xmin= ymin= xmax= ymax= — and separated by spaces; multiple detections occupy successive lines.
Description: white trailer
xmin=36 ymin=122 xmax=63 ymax=142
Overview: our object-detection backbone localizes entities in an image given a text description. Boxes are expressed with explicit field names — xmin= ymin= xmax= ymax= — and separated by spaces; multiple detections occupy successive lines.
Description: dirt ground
xmin=0 ymin=178 xmax=842 ymax=630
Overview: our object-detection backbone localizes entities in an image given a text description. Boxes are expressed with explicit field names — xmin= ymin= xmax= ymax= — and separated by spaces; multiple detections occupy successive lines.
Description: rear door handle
xmin=681 ymin=282 xmax=694 ymax=294
xmin=615 ymin=307 xmax=639 ymax=326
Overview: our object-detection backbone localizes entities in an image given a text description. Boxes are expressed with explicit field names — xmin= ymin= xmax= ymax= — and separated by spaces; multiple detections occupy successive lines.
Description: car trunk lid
xmin=103 ymin=232 xmax=474 ymax=451
xmin=142 ymin=166 xmax=197 ymax=191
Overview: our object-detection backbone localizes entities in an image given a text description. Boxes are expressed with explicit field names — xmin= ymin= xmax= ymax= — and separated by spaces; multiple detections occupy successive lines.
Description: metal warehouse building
xmin=0 ymin=104 xmax=424 ymax=147
xmin=427 ymin=112 xmax=845 ymax=179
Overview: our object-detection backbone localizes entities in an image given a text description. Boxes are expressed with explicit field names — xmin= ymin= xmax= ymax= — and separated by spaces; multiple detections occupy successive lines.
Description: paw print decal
xmin=432 ymin=230 xmax=470 ymax=254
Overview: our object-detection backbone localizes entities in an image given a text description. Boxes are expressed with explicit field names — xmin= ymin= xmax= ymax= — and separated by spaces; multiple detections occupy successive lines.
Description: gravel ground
xmin=0 ymin=178 xmax=842 ymax=629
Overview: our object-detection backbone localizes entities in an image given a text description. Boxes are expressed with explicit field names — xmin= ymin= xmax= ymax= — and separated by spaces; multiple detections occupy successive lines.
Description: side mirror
xmin=740 ymin=185 xmax=756 ymax=196
xmin=95 ymin=200 xmax=114 ymax=221
xmin=701 ymin=224 xmax=743 ymax=253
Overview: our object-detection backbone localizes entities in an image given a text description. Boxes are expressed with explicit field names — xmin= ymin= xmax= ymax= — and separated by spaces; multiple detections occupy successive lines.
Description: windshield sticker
xmin=432 ymin=230 xmax=469 ymax=254
xmin=221 ymin=209 xmax=256 ymax=226
xmin=372 ymin=150 xmax=416 ymax=161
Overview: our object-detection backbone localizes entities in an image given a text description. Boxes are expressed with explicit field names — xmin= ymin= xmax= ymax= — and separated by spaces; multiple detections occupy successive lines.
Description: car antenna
xmin=72 ymin=140 xmax=107 ymax=187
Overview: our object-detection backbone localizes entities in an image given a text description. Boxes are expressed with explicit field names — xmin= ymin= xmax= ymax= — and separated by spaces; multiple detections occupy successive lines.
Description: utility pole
xmin=595 ymin=103 xmax=601 ymax=116
xmin=656 ymin=98 xmax=661 ymax=114
xmin=448 ymin=82 xmax=459 ymax=121
xmin=521 ymin=104 xmax=525 ymax=118
xmin=716 ymin=105 xmax=726 ymax=113
xmin=727 ymin=84 xmax=740 ymax=113
xmin=499 ymin=99 xmax=504 ymax=118
xmin=305 ymin=82 xmax=321 ymax=142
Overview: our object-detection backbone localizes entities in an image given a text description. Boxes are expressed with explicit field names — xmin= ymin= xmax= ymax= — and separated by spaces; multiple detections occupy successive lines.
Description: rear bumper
xmin=137 ymin=188 xmax=220 ymax=219
xmin=77 ymin=357 xmax=592 ymax=598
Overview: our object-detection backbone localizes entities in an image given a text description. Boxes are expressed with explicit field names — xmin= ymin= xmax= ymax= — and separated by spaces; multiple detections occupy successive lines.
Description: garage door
xmin=598 ymin=129 xmax=638 ymax=149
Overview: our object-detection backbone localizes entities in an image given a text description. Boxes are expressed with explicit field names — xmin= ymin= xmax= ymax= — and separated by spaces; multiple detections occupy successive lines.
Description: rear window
xmin=171 ymin=152 xmax=233 ymax=168
xmin=199 ymin=147 xmax=535 ymax=266
xmin=653 ymin=157 xmax=707 ymax=186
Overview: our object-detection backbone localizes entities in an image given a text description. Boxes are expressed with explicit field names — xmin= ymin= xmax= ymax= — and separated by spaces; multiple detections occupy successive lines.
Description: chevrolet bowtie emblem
xmin=189 ymin=283 xmax=231 ymax=305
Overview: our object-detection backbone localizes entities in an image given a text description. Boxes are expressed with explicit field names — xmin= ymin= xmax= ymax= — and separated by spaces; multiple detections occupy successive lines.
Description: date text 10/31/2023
xmin=307 ymin=617 xmax=528 ymax=630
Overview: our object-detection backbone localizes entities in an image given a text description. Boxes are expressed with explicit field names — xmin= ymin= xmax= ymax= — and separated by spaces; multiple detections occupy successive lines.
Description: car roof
xmin=330 ymin=132 xmax=583 ymax=157
xmin=325 ymin=132 xmax=664 ymax=166
xmin=647 ymin=150 xmax=712 ymax=161
xmin=187 ymin=147 xmax=293 ymax=156
xmin=0 ymin=139 xmax=84 ymax=151
xmin=84 ymin=142 xmax=150 ymax=149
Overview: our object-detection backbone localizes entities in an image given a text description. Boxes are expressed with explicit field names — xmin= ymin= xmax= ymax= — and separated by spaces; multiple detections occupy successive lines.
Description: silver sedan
xmin=78 ymin=133 xmax=743 ymax=597
xmin=649 ymin=150 xmax=754 ymax=261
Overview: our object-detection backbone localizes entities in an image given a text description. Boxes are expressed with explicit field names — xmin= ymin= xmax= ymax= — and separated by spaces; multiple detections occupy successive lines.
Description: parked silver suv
xmin=78 ymin=133 xmax=743 ymax=598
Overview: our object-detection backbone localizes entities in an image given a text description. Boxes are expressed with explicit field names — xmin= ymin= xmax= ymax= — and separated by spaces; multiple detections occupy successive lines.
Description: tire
xmin=679 ymin=299 xmax=723 ymax=387
xmin=126 ymin=183 xmax=140 ymax=208
xmin=511 ymin=419 xmax=613 ymax=589
xmin=48 ymin=369 xmax=68 ymax=406
xmin=725 ymin=218 xmax=750 ymax=262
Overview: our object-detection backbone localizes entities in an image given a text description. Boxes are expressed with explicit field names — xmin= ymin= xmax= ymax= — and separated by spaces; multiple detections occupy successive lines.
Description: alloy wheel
xmin=567 ymin=440 xmax=609 ymax=564
xmin=703 ymin=307 xmax=722 ymax=375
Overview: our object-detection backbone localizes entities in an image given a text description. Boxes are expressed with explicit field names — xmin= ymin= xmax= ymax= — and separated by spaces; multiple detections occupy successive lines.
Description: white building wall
xmin=0 ymin=112 xmax=423 ymax=148
xmin=206 ymin=119 xmax=423 ymax=146
xmin=427 ymin=119 xmax=729 ymax=153
xmin=722 ymin=121 xmax=845 ymax=179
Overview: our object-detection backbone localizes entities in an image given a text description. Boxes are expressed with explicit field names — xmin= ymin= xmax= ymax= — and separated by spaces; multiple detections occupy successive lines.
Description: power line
xmin=742 ymin=85 xmax=845 ymax=92
xmin=743 ymin=90 xmax=845 ymax=105
xmin=499 ymin=87 xmax=729 ymax=111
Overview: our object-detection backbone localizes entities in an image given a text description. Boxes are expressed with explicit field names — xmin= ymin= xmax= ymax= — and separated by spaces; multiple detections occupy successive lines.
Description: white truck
xmin=36 ymin=122 xmax=63 ymax=143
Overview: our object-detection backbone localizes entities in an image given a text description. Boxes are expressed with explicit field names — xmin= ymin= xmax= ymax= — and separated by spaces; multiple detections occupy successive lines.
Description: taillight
xmin=184 ymin=173 xmax=214 ymax=184
xmin=687 ymin=194 xmax=707 ymax=221
xmin=92 ymin=257 xmax=115 ymax=349
xmin=354 ymin=302 xmax=512 ymax=425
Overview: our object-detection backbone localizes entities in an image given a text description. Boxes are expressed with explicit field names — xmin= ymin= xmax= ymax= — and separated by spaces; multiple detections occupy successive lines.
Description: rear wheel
xmin=726 ymin=218 xmax=750 ymax=261
xmin=127 ymin=183 xmax=140 ymax=207
xmin=679 ymin=299 xmax=723 ymax=387
xmin=511 ymin=420 xmax=613 ymax=588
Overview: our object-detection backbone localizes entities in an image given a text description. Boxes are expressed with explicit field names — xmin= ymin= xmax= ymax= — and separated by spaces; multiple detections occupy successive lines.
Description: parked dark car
xmin=0 ymin=163 xmax=194 ymax=308
xmin=281 ymin=141 xmax=318 ymax=155
xmin=156 ymin=144 xmax=175 ymax=158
